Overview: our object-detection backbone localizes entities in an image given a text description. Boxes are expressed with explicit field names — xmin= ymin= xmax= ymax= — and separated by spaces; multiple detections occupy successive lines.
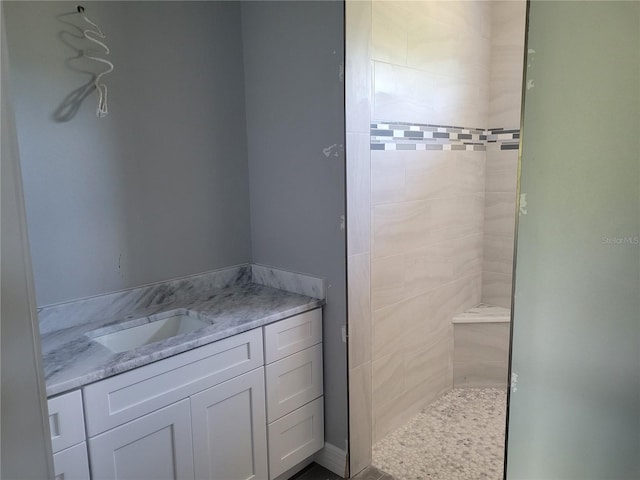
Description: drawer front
xmin=53 ymin=442 xmax=90 ymax=480
xmin=264 ymin=309 xmax=322 ymax=364
xmin=84 ymin=328 xmax=263 ymax=436
xmin=267 ymin=397 xmax=324 ymax=480
xmin=265 ymin=344 xmax=323 ymax=422
xmin=48 ymin=390 xmax=85 ymax=454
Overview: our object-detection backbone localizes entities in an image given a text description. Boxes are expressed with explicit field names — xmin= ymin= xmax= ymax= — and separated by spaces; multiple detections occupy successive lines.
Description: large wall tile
xmin=373 ymin=62 xmax=436 ymax=124
xmin=371 ymin=150 xmax=405 ymax=205
xmin=373 ymin=379 xmax=431 ymax=443
xmin=404 ymin=241 xmax=456 ymax=298
xmin=482 ymin=271 xmax=512 ymax=308
xmin=373 ymin=299 xmax=412 ymax=360
xmin=489 ymin=1 xmax=526 ymax=128
xmin=410 ymin=1 xmax=491 ymax=40
xmin=348 ymin=252 xmax=371 ymax=369
xmin=407 ymin=290 xmax=449 ymax=340
xmin=454 ymin=323 xmax=510 ymax=364
xmin=489 ymin=91 xmax=524 ymax=128
xmin=489 ymin=78 xmax=524 ymax=128
xmin=371 ymin=1 xmax=409 ymax=65
xmin=431 ymin=76 xmax=488 ymax=128
xmin=485 ymin=150 xmax=518 ymax=193
xmin=491 ymin=1 xmax=527 ymax=47
xmin=349 ymin=361 xmax=372 ymax=476
xmin=483 ymin=234 xmax=515 ymax=275
xmin=484 ymin=0 xmax=523 ymax=304
xmin=372 ymin=351 xmax=405 ymax=412
xmin=484 ymin=192 xmax=517 ymax=237
xmin=453 ymin=233 xmax=484 ymax=279
xmin=374 ymin=62 xmax=489 ymax=127
xmin=404 ymin=150 xmax=456 ymax=201
xmin=346 ymin=0 xmax=372 ymax=134
xmin=470 ymin=273 xmax=483 ymax=308
xmin=453 ymin=360 xmax=509 ymax=388
xmin=347 ymin=133 xmax=371 ymax=256
xmin=453 ymin=151 xmax=487 ymax=195
xmin=406 ymin=19 xmax=490 ymax=82
xmin=427 ymin=274 xmax=482 ymax=328
xmin=346 ymin=0 xmax=372 ymax=469
xmin=371 ymin=254 xmax=406 ymax=310
xmin=427 ymin=196 xmax=467 ymax=243
xmin=404 ymin=327 xmax=452 ymax=391
xmin=373 ymin=199 xmax=431 ymax=258
xmin=490 ymin=45 xmax=526 ymax=80
xmin=454 ymin=194 xmax=485 ymax=238
xmin=373 ymin=361 xmax=450 ymax=443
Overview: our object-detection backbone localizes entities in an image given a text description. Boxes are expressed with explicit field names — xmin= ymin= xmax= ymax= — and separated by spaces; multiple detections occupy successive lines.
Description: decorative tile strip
xmin=370 ymin=122 xmax=520 ymax=151
xmin=486 ymin=128 xmax=520 ymax=151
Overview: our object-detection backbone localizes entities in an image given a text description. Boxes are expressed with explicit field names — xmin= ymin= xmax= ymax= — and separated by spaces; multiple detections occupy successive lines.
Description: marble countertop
xmin=41 ymin=283 xmax=323 ymax=397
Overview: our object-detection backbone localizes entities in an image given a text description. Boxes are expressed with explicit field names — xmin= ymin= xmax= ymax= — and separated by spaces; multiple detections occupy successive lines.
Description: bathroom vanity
xmin=41 ymin=266 xmax=326 ymax=480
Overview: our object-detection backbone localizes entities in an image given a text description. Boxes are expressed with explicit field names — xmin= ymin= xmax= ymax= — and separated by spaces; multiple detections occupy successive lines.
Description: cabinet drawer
xmin=48 ymin=390 xmax=85 ymax=454
xmin=267 ymin=397 xmax=324 ymax=480
xmin=84 ymin=328 xmax=263 ymax=436
xmin=264 ymin=309 xmax=322 ymax=364
xmin=53 ymin=442 xmax=90 ymax=480
xmin=265 ymin=344 xmax=323 ymax=422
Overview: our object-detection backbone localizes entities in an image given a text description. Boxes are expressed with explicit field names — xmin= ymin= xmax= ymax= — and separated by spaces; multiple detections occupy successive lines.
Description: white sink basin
xmin=93 ymin=311 xmax=208 ymax=353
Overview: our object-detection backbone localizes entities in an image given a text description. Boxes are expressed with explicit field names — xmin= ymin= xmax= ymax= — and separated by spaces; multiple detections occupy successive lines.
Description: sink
xmin=92 ymin=311 xmax=208 ymax=353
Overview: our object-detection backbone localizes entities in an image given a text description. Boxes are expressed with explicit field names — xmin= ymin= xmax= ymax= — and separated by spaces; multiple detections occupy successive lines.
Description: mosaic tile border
xmin=370 ymin=122 xmax=520 ymax=151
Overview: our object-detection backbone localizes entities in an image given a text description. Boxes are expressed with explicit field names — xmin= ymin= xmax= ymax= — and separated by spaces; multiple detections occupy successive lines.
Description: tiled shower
xmin=345 ymin=0 xmax=527 ymax=475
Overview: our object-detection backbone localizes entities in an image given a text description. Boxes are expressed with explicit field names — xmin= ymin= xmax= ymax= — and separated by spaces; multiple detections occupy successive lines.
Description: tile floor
xmin=291 ymin=463 xmax=394 ymax=480
xmin=372 ymin=388 xmax=507 ymax=480
xmin=295 ymin=388 xmax=506 ymax=480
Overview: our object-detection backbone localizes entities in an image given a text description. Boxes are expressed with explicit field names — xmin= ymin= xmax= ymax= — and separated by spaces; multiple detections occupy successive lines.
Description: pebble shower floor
xmin=372 ymin=388 xmax=507 ymax=480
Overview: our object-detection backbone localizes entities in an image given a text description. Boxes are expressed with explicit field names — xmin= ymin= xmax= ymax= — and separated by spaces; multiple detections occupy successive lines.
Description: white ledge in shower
xmin=452 ymin=303 xmax=511 ymax=324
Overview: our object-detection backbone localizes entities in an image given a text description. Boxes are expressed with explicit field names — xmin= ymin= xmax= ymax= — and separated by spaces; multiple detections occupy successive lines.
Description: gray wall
xmin=241 ymin=1 xmax=348 ymax=449
xmin=5 ymin=1 xmax=252 ymax=307
xmin=506 ymin=1 xmax=640 ymax=478
xmin=5 ymin=0 xmax=348 ymax=455
xmin=1 ymin=10 xmax=53 ymax=477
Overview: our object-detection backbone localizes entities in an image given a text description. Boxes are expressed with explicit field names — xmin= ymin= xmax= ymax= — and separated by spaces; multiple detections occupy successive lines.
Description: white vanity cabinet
xmin=47 ymin=390 xmax=90 ymax=480
xmin=263 ymin=309 xmax=325 ymax=479
xmin=84 ymin=328 xmax=266 ymax=480
xmin=50 ymin=308 xmax=323 ymax=480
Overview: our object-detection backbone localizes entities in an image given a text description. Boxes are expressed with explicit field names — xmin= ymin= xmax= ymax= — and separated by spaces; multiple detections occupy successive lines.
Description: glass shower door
xmin=506 ymin=1 xmax=640 ymax=479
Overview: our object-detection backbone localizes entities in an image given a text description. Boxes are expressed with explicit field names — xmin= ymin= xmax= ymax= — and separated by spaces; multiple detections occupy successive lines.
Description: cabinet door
xmin=191 ymin=368 xmax=268 ymax=480
xmin=53 ymin=442 xmax=90 ymax=480
xmin=88 ymin=399 xmax=194 ymax=480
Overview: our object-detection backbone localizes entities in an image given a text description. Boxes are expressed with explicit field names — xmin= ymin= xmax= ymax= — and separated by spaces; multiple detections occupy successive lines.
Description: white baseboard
xmin=314 ymin=442 xmax=348 ymax=477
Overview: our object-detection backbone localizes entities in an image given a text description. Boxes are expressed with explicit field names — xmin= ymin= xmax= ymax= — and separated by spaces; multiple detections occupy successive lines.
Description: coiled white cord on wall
xmin=78 ymin=6 xmax=113 ymax=117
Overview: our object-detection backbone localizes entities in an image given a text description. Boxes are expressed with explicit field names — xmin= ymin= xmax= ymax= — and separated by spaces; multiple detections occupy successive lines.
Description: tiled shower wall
xmin=482 ymin=1 xmax=527 ymax=308
xmin=346 ymin=0 xmax=526 ymax=468
xmin=346 ymin=0 xmax=373 ymax=475
xmin=370 ymin=0 xmax=490 ymax=443
xmin=369 ymin=0 xmax=525 ymax=443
